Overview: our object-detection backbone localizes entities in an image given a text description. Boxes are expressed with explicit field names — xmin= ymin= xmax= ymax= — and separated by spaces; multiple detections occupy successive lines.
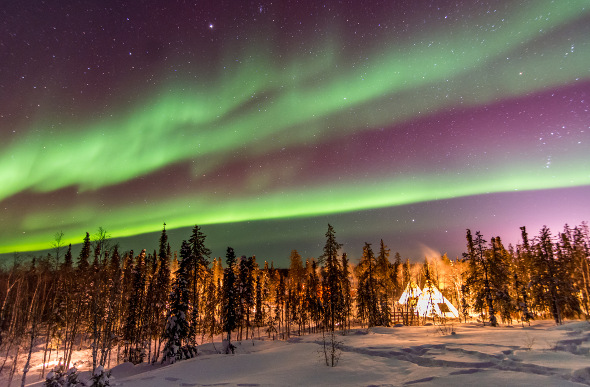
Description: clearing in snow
xmin=10 ymin=320 xmax=590 ymax=386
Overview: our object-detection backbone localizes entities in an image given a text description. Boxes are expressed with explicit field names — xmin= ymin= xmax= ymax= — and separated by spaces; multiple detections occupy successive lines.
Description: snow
xmin=10 ymin=320 xmax=590 ymax=386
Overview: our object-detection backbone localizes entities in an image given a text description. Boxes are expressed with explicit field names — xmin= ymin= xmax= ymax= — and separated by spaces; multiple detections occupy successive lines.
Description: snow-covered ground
xmin=13 ymin=320 xmax=590 ymax=386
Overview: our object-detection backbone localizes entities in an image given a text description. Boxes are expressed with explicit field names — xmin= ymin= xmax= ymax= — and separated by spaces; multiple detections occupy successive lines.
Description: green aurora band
xmin=2 ymin=0 xmax=590 ymax=253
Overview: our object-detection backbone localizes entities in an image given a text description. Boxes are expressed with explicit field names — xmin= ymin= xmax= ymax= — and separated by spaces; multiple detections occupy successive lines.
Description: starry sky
xmin=1 ymin=0 xmax=589 ymax=265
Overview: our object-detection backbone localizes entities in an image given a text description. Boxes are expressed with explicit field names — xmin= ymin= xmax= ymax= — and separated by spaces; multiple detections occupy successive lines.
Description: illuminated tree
xmin=162 ymin=241 xmax=191 ymax=363
xmin=356 ymin=242 xmax=380 ymax=327
xmin=376 ymin=240 xmax=392 ymax=326
xmin=288 ymin=250 xmax=305 ymax=334
xmin=123 ymin=249 xmax=147 ymax=363
xmin=187 ymin=225 xmax=211 ymax=344
xmin=305 ymin=259 xmax=322 ymax=333
xmin=151 ymin=224 xmax=171 ymax=361
xmin=489 ymin=237 xmax=514 ymax=324
xmin=320 ymin=224 xmax=343 ymax=332
xmin=236 ymin=256 xmax=255 ymax=340
xmin=529 ymin=226 xmax=580 ymax=324
xmin=340 ymin=253 xmax=352 ymax=331
xmin=464 ymin=229 xmax=497 ymax=326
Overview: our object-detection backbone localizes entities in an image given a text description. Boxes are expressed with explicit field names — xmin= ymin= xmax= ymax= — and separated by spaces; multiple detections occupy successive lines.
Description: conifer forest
xmin=1 ymin=222 xmax=589 ymax=385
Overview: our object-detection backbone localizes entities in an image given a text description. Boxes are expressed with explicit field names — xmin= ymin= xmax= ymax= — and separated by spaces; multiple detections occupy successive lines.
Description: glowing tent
xmin=398 ymin=281 xmax=422 ymax=304
xmin=416 ymin=280 xmax=459 ymax=318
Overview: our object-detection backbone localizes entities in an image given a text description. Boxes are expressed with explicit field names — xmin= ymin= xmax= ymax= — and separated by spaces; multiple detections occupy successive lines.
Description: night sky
xmin=1 ymin=0 xmax=589 ymax=265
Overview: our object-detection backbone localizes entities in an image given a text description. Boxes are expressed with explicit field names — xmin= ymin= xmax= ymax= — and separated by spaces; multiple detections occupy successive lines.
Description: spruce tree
xmin=570 ymin=226 xmax=590 ymax=315
xmin=340 ymin=253 xmax=352 ymax=331
xmin=202 ymin=274 xmax=218 ymax=343
xmin=162 ymin=241 xmax=191 ymax=363
xmin=77 ymin=232 xmax=91 ymax=272
xmin=355 ymin=243 xmax=380 ymax=327
xmin=187 ymin=225 xmax=211 ymax=344
xmin=529 ymin=226 xmax=580 ymax=324
xmin=376 ymin=240 xmax=392 ymax=326
xmin=320 ymin=224 xmax=342 ymax=332
xmin=254 ymin=272 xmax=264 ymax=337
xmin=515 ymin=227 xmax=534 ymax=324
xmin=150 ymin=224 xmax=171 ymax=362
xmin=489 ymin=237 xmax=514 ymax=324
xmin=305 ymin=260 xmax=322 ymax=333
xmin=237 ymin=256 xmax=255 ymax=340
xmin=123 ymin=249 xmax=147 ymax=363
xmin=391 ymin=252 xmax=402 ymax=298
xmin=288 ymin=250 xmax=305 ymax=334
xmin=464 ymin=229 xmax=497 ymax=326
xmin=222 ymin=247 xmax=237 ymax=352
xmin=62 ymin=244 xmax=73 ymax=270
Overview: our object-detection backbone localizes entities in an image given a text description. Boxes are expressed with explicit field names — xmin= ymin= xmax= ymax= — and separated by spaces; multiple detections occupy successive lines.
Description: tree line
xmin=0 ymin=222 xmax=588 ymax=384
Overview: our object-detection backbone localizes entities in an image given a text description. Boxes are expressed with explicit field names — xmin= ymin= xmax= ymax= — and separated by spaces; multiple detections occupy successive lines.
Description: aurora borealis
xmin=1 ymin=0 xmax=589 ymax=264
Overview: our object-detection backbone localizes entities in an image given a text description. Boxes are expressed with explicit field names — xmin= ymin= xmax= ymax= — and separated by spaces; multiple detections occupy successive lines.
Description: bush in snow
xmin=44 ymin=366 xmax=82 ymax=387
xmin=88 ymin=365 xmax=112 ymax=387
xmin=44 ymin=369 xmax=64 ymax=387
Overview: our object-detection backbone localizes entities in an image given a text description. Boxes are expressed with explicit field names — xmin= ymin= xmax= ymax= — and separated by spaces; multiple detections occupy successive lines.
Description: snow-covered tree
xmin=88 ymin=365 xmax=111 ymax=387
xmin=162 ymin=241 xmax=191 ymax=363
xmin=43 ymin=366 xmax=82 ymax=387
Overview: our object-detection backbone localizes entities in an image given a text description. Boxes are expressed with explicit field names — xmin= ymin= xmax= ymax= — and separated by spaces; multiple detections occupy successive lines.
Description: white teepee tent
xmin=416 ymin=280 xmax=459 ymax=318
xmin=398 ymin=281 xmax=422 ymax=304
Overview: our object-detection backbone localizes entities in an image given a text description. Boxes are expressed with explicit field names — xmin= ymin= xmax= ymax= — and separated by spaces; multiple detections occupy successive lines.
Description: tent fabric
xmin=398 ymin=281 xmax=422 ymax=304
xmin=416 ymin=280 xmax=459 ymax=318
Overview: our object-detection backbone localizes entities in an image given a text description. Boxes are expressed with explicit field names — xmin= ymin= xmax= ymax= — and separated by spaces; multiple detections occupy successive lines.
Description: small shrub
xmin=88 ymin=365 xmax=112 ymax=387
xmin=522 ymin=333 xmax=535 ymax=351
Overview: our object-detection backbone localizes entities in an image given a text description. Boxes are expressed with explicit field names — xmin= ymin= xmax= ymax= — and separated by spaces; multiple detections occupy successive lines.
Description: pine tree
xmin=123 ymin=249 xmax=147 ymax=363
xmin=275 ymin=271 xmax=286 ymax=338
xmin=529 ymin=226 xmax=580 ymax=324
xmin=489 ymin=237 xmax=514 ymax=324
xmin=98 ymin=244 xmax=122 ymax=367
xmin=320 ymin=224 xmax=343 ymax=332
xmin=62 ymin=244 xmax=73 ymax=270
xmin=515 ymin=227 xmax=534 ymax=324
xmin=376 ymin=240 xmax=392 ymax=326
xmin=151 ymin=224 xmax=171 ymax=361
xmin=236 ymin=256 xmax=255 ymax=340
xmin=187 ymin=225 xmax=211 ymax=344
xmin=77 ymin=232 xmax=91 ymax=272
xmin=202 ymin=274 xmax=218 ymax=343
xmin=305 ymin=260 xmax=322 ymax=333
xmin=222 ymin=247 xmax=237 ymax=353
xmin=162 ymin=241 xmax=191 ymax=363
xmin=558 ymin=227 xmax=586 ymax=318
xmin=570 ymin=226 xmax=590 ymax=315
xmin=391 ymin=252 xmax=402 ymax=298
xmin=356 ymin=243 xmax=380 ymax=327
xmin=464 ymin=229 xmax=497 ymax=326
xmin=288 ymin=250 xmax=305 ymax=334
xmin=254 ymin=272 xmax=264 ymax=337
xmin=340 ymin=253 xmax=352 ymax=331
xmin=289 ymin=250 xmax=305 ymax=285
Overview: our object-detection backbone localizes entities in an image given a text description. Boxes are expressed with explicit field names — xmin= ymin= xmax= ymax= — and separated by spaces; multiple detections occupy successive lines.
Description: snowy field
xmin=12 ymin=320 xmax=590 ymax=386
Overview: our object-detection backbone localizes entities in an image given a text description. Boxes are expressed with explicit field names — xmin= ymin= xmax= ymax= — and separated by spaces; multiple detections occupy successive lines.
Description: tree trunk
xmin=8 ymin=342 xmax=21 ymax=387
